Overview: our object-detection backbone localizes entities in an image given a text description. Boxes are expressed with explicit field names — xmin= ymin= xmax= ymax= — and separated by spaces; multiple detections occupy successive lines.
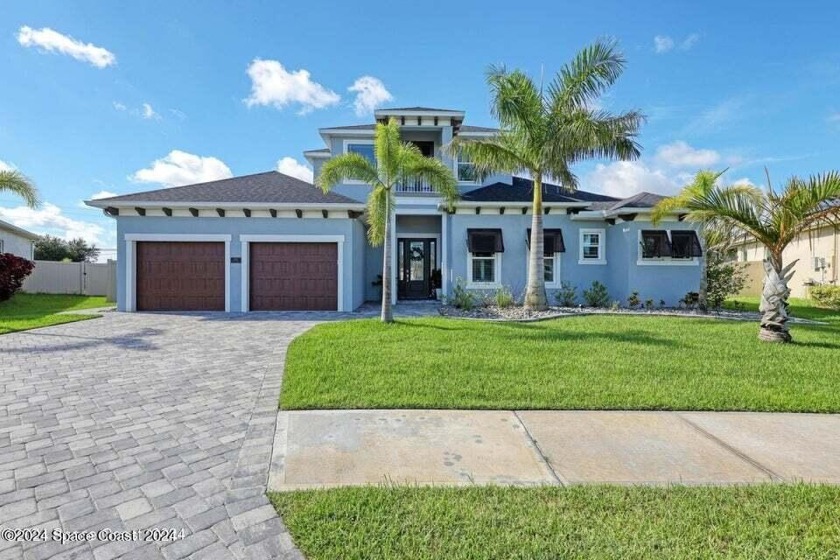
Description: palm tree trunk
xmin=698 ymin=254 xmax=708 ymax=313
xmin=758 ymin=253 xmax=795 ymax=343
xmin=380 ymin=193 xmax=394 ymax=323
xmin=524 ymin=174 xmax=548 ymax=311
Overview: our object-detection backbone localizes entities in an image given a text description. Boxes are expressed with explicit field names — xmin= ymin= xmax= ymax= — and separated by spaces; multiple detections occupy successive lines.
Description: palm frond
xmin=365 ymin=185 xmax=391 ymax=247
xmin=317 ymin=153 xmax=380 ymax=192
xmin=548 ymin=109 xmax=644 ymax=167
xmin=486 ymin=66 xmax=545 ymax=141
xmin=548 ymin=39 xmax=625 ymax=113
xmin=446 ymin=134 xmax=531 ymax=179
xmin=374 ymin=118 xmax=402 ymax=184
xmin=402 ymin=153 xmax=459 ymax=210
xmin=0 ymin=170 xmax=40 ymax=208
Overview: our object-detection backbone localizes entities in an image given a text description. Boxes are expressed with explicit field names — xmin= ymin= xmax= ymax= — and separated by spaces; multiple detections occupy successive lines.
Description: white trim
xmin=578 ymin=228 xmax=606 ymax=265
xmin=239 ymin=234 xmax=346 ymax=312
xmin=453 ymin=154 xmax=479 ymax=185
xmin=124 ymin=234 xmax=232 ymax=313
xmin=87 ymin=201 xmax=365 ymax=211
xmin=636 ymin=229 xmax=700 ymax=267
xmin=394 ymin=198 xmax=442 ymax=207
xmin=441 ymin=214 xmax=449 ymax=297
xmin=374 ymin=109 xmax=464 ymax=118
xmin=466 ymin=251 xmax=502 ymax=289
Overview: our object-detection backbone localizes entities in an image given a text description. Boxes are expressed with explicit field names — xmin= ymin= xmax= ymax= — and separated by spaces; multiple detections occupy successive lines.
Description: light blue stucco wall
xmin=448 ymin=213 xmax=701 ymax=306
xmin=115 ymin=216 xmax=362 ymax=312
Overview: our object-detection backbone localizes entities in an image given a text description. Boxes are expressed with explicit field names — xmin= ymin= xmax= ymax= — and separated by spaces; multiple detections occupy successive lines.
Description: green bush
xmin=555 ymin=282 xmax=577 ymax=307
xmin=810 ymin=285 xmax=840 ymax=310
xmin=448 ymin=278 xmax=478 ymax=310
xmin=493 ymin=286 xmax=515 ymax=308
xmin=582 ymin=281 xmax=610 ymax=308
xmin=627 ymin=291 xmax=641 ymax=309
xmin=706 ymin=252 xmax=748 ymax=309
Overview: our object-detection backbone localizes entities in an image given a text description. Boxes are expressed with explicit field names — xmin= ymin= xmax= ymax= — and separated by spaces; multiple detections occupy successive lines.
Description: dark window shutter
xmin=670 ymin=230 xmax=703 ymax=258
xmin=527 ymin=228 xmax=565 ymax=255
xmin=468 ymin=229 xmax=504 ymax=253
xmin=641 ymin=230 xmax=671 ymax=258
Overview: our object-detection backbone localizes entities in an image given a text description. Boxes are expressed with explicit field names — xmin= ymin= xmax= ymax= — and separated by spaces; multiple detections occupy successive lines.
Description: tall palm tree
xmin=447 ymin=40 xmax=643 ymax=310
xmin=0 ymin=169 xmax=40 ymax=208
xmin=318 ymin=118 xmax=458 ymax=322
xmin=653 ymin=170 xmax=840 ymax=343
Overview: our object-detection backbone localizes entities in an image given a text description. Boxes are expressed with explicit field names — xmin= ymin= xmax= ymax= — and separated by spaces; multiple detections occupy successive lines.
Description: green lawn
xmin=281 ymin=300 xmax=840 ymax=412
xmin=270 ymin=484 xmax=840 ymax=560
xmin=0 ymin=293 xmax=111 ymax=335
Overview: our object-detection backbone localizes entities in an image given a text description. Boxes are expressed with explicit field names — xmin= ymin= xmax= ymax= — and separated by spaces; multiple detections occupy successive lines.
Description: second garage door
xmin=249 ymin=242 xmax=338 ymax=311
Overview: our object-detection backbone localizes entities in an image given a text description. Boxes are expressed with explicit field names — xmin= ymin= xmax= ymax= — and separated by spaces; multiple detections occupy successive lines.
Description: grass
xmin=269 ymin=484 xmax=840 ymax=559
xmin=281 ymin=299 xmax=840 ymax=412
xmin=0 ymin=293 xmax=111 ymax=335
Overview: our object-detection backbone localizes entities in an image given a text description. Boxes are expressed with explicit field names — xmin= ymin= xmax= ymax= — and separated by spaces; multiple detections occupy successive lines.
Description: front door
xmin=398 ymin=238 xmax=436 ymax=299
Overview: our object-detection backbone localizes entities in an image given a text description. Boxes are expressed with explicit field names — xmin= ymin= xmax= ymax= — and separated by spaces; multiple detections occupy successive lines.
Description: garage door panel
xmin=250 ymin=243 xmax=338 ymax=311
xmin=136 ymin=242 xmax=225 ymax=311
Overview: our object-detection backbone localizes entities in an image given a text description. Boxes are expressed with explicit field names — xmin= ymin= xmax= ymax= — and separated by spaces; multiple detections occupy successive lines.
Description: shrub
xmin=680 ymin=292 xmax=700 ymax=309
xmin=810 ymin=285 xmax=840 ymax=310
xmin=706 ymin=252 xmax=748 ymax=309
xmin=555 ymin=282 xmax=577 ymax=307
xmin=582 ymin=281 xmax=610 ymax=308
xmin=448 ymin=278 xmax=477 ymax=310
xmin=645 ymin=299 xmax=655 ymax=310
xmin=610 ymin=300 xmax=621 ymax=311
xmin=493 ymin=286 xmax=515 ymax=308
xmin=0 ymin=254 xmax=35 ymax=302
xmin=627 ymin=291 xmax=641 ymax=309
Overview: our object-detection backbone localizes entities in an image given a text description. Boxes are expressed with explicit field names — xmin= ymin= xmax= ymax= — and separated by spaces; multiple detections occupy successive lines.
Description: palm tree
xmin=318 ymin=118 xmax=458 ymax=322
xmin=652 ymin=170 xmax=840 ymax=343
xmin=447 ymin=40 xmax=643 ymax=310
xmin=0 ymin=169 xmax=40 ymax=207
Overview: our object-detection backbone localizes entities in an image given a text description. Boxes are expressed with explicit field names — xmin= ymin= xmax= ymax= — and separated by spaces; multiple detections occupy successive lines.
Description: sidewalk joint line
xmin=676 ymin=413 xmax=783 ymax=482
xmin=512 ymin=411 xmax=566 ymax=486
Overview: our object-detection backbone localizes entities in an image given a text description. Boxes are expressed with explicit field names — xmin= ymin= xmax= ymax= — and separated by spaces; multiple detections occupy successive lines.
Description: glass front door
xmin=397 ymin=238 xmax=437 ymax=300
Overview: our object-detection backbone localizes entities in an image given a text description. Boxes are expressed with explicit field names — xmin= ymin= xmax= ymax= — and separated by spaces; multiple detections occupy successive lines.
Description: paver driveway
xmin=0 ymin=311 xmax=333 ymax=560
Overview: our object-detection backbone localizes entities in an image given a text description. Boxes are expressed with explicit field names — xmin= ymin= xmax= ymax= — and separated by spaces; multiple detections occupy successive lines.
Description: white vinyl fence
xmin=23 ymin=260 xmax=117 ymax=301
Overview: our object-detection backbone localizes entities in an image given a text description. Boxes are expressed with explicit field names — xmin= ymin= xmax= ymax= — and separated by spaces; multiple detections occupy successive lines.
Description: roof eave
xmin=84 ymin=200 xmax=367 ymax=211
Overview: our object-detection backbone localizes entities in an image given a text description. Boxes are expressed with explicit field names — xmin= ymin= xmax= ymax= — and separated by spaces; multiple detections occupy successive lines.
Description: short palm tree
xmin=447 ymin=40 xmax=643 ymax=310
xmin=318 ymin=118 xmax=458 ymax=322
xmin=0 ymin=169 xmax=39 ymax=208
xmin=653 ymin=170 xmax=840 ymax=343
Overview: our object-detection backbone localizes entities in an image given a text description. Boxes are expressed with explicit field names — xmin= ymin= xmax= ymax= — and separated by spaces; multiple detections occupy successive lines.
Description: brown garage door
xmin=136 ymin=242 xmax=225 ymax=311
xmin=250 ymin=243 xmax=338 ymax=311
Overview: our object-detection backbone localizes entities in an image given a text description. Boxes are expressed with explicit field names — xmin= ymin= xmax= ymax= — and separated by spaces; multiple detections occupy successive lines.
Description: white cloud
xmin=0 ymin=160 xmax=13 ymax=172
xmin=680 ymin=33 xmax=700 ymax=50
xmin=654 ymin=35 xmax=674 ymax=53
xmin=348 ymin=76 xmax=393 ymax=116
xmin=170 ymin=109 xmax=187 ymax=120
xmin=0 ymin=203 xmax=106 ymax=244
xmin=90 ymin=190 xmax=117 ymax=200
xmin=585 ymin=161 xmax=679 ymax=198
xmin=142 ymin=103 xmax=160 ymax=120
xmin=654 ymin=33 xmax=700 ymax=54
xmin=655 ymin=141 xmax=721 ymax=168
xmin=113 ymin=101 xmax=127 ymax=111
xmin=131 ymin=150 xmax=233 ymax=187
xmin=276 ymin=157 xmax=313 ymax=183
xmin=684 ymin=97 xmax=748 ymax=134
xmin=244 ymin=59 xmax=340 ymax=114
xmin=17 ymin=26 xmax=116 ymax=68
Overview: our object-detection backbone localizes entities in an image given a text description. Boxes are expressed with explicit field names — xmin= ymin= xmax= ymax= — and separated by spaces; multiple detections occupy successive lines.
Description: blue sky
xmin=2 ymin=0 xmax=839 ymax=258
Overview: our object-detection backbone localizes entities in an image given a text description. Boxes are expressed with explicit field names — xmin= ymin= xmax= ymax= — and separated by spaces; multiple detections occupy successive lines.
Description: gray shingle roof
xmin=89 ymin=171 xmax=361 ymax=205
xmin=597 ymin=192 xmax=668 ymax=212
xmin=378 ymin=106 xmax=461 ymax=112
xmin=459 ymin=125 xmax=499 ymax=133
xmin=461 ymin=177 xmax=619 ymax=205
xmin=0 ymin=218 xmax=39 ymax=240
xmin=321 ymin=124 xmax=375 ymax=131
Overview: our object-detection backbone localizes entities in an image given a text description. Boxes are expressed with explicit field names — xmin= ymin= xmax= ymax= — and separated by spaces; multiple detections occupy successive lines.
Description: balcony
xmin=396 ymin=177 xmax=435 ymax=194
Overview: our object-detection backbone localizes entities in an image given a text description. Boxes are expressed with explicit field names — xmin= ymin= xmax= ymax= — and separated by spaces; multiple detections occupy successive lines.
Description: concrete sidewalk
xmin=268 ymin=410 xmax=840 ymax=491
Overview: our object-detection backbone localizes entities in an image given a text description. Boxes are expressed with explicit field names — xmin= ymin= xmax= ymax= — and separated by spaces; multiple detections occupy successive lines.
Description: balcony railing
xmin=396 ymin=178 xmax=435 ymax=194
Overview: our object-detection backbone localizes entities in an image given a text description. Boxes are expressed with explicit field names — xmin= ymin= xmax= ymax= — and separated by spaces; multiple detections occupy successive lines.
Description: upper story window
xmin=345 ymin=141 xmax=376 ymax=166
xmin=456 ymin=152 xmax=478 ymax=182
xmin=579 ymin=229 xmax=606 ymax=265
xmin=638 ymin=229 xmax=702 ymax=265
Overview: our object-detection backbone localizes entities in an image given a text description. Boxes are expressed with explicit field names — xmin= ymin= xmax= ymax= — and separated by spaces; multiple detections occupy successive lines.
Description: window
xmin=456 ymin=152 xmax=478 ymax=182
xmin=526 ymin=228 xmax=564 ymax=286
xmin=467 ymin=229 xmax=503 ymax=287
xmin=0 ymin=239 xmax=4 ymax=253
xmin=641 ymin=230 xmax=671 ymax=258
xmin=471 ymin=252 xmax=497 ymax=283
xmin=670 ymin=230 xmax=703 ymax=259
xmin=637 ymin=229 xmax=702 ymax=265
xmin=345 ymin=142 xmax=376 ymax=165
xmin=579 ymin=229 xmax=605 ymax=264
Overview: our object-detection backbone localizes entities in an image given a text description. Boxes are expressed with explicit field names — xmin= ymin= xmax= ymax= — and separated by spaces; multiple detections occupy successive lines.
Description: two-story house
xmin=87 ymin=106 xmax=702 ymax=312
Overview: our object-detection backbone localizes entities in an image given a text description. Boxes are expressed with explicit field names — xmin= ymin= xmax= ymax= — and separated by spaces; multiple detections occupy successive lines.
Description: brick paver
xmin=0 ymin=311 xmax=349 ymax=559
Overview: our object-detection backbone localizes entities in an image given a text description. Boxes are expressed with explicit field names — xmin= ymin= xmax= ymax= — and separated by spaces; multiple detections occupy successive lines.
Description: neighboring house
xmin=0 ymin=218 xmax=38 ymax=260
xmin=733 ymin=225 xmax=839 ymax=298
xmin=87 ymin=106 xmax=701 ymax=313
